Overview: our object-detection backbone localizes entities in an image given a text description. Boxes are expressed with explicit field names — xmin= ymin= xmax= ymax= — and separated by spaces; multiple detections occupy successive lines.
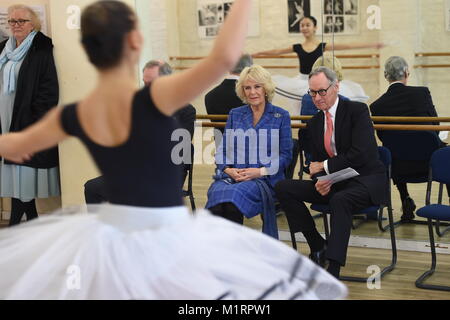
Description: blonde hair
xmin=8 ymin=4 xmax=41 ymax=31
xmin=311 ymin=53 xmax=343 ymax=81
xmin=236 ymin=65 xmax=275 ymax=104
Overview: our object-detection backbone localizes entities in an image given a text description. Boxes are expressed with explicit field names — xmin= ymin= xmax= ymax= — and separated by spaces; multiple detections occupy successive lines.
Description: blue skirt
xmin=205 ymin=179 xmax=275 ymax=218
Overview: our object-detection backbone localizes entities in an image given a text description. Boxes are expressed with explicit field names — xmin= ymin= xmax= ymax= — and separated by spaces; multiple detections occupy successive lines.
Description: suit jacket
xmin=369 ymin=83 xmax=443 ymax=142
xmin=205 ymin=79 xmax=243 ymax=118
xmin=308 ymin=99 xmax=386 ymax=205
xmin=173 ymin=104 xmax=196 ymax=139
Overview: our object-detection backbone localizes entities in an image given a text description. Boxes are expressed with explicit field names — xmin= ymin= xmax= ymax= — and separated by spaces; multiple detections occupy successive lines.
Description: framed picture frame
xmin=288 ymin=0 xmax=311 ymax=34
xmin=197 ymin=0 xmax=260 ymax=39
xmin=310 ymin=0 xmax=360 ymax=35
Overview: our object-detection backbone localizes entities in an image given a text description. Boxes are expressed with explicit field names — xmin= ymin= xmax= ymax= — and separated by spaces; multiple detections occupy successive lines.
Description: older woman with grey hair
xmin=0 ymin=4 xmax=59 ymax=226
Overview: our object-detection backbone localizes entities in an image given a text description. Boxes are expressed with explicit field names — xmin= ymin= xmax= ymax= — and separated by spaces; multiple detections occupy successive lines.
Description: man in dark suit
xmin=84 ymin=60 xmax=196 ymax=205
xmin=275 ymin=67 xmax=386 ymax=278
xmin=370 ymin=56 xmax=448 ymax=222
xmin=205 ymin=54 xmax=252 ymax=137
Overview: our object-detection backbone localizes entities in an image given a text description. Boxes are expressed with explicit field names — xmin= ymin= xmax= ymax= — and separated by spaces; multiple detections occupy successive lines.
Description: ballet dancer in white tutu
xmin=0 ymin=1 xmax=346 ymax=300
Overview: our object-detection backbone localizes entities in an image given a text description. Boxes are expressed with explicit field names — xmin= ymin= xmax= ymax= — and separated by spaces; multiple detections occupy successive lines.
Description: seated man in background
xmin=205 ymin=54 xmax=253 ymax=138
xmin=370 ymin=56 xmax=448 ymax=222
xmin=84 ymin=60 xmax=196 ymax=205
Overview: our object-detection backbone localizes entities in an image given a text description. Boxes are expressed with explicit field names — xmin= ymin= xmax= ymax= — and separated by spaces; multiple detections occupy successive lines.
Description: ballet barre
xmin=170 ymin=54 xmax=380 ymax=60
xmin=414 ymin=52 xmax=450 ymax=68
xmin=195 ymin=122 xmax=450 ymax=131
xmin=170 ymin=54 xmax=380 ymax=71
xmin=197 ymin=115 xmax=450 ymax=123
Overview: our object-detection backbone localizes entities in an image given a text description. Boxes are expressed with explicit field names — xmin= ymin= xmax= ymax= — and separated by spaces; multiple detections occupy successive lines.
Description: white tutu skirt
xmin=272 ymin=74 xmax=369 ymax=116
xmin=0 ymin=204 xmax=347 ymax=300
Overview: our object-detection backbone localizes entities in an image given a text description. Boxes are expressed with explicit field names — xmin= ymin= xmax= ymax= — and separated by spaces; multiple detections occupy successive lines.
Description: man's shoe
xmin=400 ymin=197 xmax=416 ymax=222
xmin=309 ymin=244 xmax=328 ymax=268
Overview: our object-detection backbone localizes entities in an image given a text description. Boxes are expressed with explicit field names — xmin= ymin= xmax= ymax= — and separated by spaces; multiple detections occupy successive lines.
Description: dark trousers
xmin=275 ymin=179 xmax=373 ymax=266
xmin=9 ymin=198 xmax=38 ymax=226
xmin=84 ymin=176 xmax=108 ymax=204
xmin=209 ymin=202 xmax=244 ymax=225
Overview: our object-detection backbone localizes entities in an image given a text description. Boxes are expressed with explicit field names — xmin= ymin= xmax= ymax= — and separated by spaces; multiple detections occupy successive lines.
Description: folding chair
xmin=415 ymin=147 xmax=450 ymax=291
xmin=182 ymin=143 xmax=196 ymax=210
xmin=378 ymin=130 xmax=444 ymax=231
xmin=290 ymin=146 xmax=397 ymax=282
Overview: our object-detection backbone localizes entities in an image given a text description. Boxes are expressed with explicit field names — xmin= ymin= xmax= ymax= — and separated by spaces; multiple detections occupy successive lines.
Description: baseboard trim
xmin=279 ymin=230 xmax=450 ymax=255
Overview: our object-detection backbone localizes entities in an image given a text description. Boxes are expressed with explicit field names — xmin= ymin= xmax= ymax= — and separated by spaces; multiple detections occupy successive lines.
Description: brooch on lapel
xmin=274 ymin=113 xmax=282 ymax=118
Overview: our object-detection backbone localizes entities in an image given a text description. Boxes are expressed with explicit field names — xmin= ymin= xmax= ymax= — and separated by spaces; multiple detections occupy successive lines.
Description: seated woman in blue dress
xmin=206 ymin=65 xmax=292 ymax=238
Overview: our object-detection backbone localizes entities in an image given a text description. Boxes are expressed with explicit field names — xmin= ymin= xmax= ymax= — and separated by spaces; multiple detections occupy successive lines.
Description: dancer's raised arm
xmin=152 ymin=0 xmax=253 ymax=116
xmin=252 ymin=47 xmax=293 ymax=57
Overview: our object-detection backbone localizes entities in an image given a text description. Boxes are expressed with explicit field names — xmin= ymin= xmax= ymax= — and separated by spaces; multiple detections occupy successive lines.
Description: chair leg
xmin=415 ymin=218 xmax=450 ymax=291
xmin=340 ymin=204 xmax=397 ymax=283
xmin=290 ymin=231 xmax=297 ymax=250
xmin=189 ymin=193 xmax=196 ymax=211
xmin=435 ymin=220 xmax=450 ymax=237
xmin=377 ymin=206 xmax=401 ymax=232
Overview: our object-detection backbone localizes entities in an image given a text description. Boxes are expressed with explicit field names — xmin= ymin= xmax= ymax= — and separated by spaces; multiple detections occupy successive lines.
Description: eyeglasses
xmin=7 ymin=19 xmax=30 ymax=26
xmin=308 ymin=83 xmax=334 ymax=97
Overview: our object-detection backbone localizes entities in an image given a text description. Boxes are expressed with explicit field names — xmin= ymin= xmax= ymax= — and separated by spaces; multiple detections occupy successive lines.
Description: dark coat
xmin=205 ymin=79 xmax=243 ymax=133
xmin=370 ymin=83 xmax=441 ymax=140
xmin=0 ymin=31 xmax=59 ymax=168
xmin=369 ymin=83 xmax=445 ymax=181
xmin=308 ymin=99 xmax=386 ymax=205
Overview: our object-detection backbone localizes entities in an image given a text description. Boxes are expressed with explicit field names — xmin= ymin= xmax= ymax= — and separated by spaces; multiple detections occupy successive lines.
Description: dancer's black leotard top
xmin=292 ymin=42 xmax=326 ymax=75
xmin=60 ymin=86 xmax=183 ymax=207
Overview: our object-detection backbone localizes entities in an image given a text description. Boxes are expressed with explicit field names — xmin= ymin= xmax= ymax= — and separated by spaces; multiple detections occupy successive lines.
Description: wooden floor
xmin=189 ymin=163 xmax=450 ymax=300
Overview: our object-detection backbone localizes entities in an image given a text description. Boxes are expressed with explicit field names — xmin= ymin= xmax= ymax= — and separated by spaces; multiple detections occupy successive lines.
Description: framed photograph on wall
xmin=197 ymin=0 xmax=260 ymax=39
xmin=288 ymin=0 xmax=311 ymax=33
xmin=310 ymin=0 xmax=360 ymax=35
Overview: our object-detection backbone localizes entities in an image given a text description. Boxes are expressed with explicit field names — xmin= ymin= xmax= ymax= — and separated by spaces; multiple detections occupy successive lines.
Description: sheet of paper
xmin=317 ymin=167 xmax=359 ymax=184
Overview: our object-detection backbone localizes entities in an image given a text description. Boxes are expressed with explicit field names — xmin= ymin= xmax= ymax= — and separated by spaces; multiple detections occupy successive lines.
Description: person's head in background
xmin=8 ymin=4 xmax=41 ymax=46
xmin=230 ymin=54 xmax=253 ymax=76
xmin=81 ymin=1 xmax=142 ymax=71
xmin=312 ymin=53 xmax=344 ymax=82
xmin=308 ymin=66 xmax=339 ymax=112
xmin=142 ymin=60 xmax=172 ymax=86
xmin=299 ymin=16 xmax=317 ymax=39
xmin=384 ymin=56 xmax=409 ymax=85
xmin=236 ymin=65 xmax=275 ymax=108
